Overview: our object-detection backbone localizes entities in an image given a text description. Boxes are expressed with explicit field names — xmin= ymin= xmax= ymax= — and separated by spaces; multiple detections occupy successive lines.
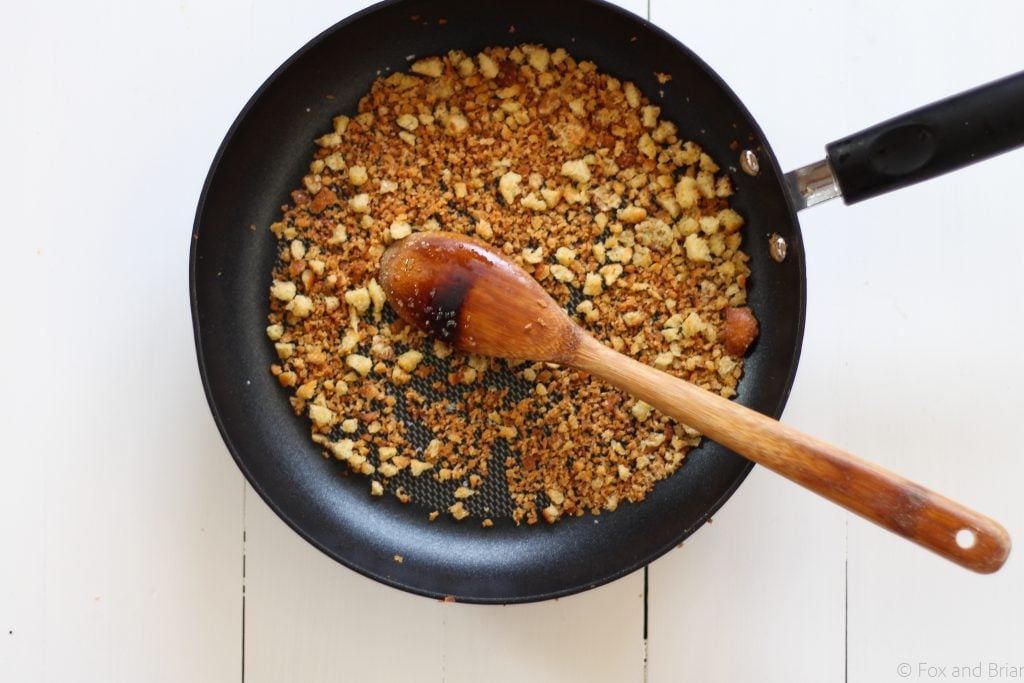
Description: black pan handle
xmin=827 ymin=70 xmax=1024 ymax=204
xmin=786 ymin=71 xmax=1024 ymax=209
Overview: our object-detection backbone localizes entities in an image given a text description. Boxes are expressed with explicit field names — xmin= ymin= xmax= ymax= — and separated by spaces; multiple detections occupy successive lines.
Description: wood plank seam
xmin=242 ymin=485 xmax=248 ymax=683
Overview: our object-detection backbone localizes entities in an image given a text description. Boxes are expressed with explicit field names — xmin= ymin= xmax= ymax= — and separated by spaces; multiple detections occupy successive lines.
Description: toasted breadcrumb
xmin=267 ymin=43 xmax=755 ymax=525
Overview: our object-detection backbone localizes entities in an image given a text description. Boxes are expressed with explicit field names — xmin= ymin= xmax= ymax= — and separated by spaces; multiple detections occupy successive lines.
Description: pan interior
xmin=190 ymin=0 xmax=806 ymax=603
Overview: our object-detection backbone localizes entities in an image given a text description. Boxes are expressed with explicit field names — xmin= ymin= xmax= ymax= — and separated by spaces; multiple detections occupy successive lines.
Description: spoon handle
xmin=571 ymin=335 xmax=1011 ymax=573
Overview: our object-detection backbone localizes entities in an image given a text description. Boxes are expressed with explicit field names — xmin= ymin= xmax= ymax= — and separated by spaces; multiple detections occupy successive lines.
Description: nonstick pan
xmin=190 ymin=0 xmax=1024 ymax=603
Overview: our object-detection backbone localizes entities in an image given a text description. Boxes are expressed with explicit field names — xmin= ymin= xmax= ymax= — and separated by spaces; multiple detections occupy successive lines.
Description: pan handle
xmin=785 ymin=70 xmax=1024 ymax=209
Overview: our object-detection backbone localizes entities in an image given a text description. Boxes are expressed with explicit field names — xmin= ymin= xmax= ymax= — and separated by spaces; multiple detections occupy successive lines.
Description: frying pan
xmin=189 ymin=0 xmax=1024 ymax=603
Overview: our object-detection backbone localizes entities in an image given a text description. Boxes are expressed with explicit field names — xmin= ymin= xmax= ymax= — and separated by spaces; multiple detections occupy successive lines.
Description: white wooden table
xmin=3 ymin=1 xmax=1022 ymax=681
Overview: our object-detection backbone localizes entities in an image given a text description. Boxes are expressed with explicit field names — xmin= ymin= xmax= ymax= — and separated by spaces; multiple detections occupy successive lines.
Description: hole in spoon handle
xmin=956 ymin=528 xmax=977 ymax=550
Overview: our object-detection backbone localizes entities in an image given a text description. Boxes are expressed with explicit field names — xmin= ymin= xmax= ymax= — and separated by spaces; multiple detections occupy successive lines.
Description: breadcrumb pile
xmin=266 ymin=44 xmax=757 ymax=525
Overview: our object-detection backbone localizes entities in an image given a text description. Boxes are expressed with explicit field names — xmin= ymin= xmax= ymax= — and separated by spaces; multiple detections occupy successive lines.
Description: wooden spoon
xmin=379 ymin=230 xmax=1011 ymax=573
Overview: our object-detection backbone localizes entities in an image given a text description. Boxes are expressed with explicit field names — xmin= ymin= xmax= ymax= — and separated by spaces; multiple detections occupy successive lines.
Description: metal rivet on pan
xmin=768 ymin=233 xmax=787 ymax=262
xmin=741 ymin=149 xmax=757 ymax=176
xmin=739 ymin=149 xmax=760 ymax=176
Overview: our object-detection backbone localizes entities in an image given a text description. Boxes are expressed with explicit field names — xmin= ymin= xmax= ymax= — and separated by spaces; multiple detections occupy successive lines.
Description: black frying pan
xmin=190 ymin=0 xmax=1024 ymax=603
